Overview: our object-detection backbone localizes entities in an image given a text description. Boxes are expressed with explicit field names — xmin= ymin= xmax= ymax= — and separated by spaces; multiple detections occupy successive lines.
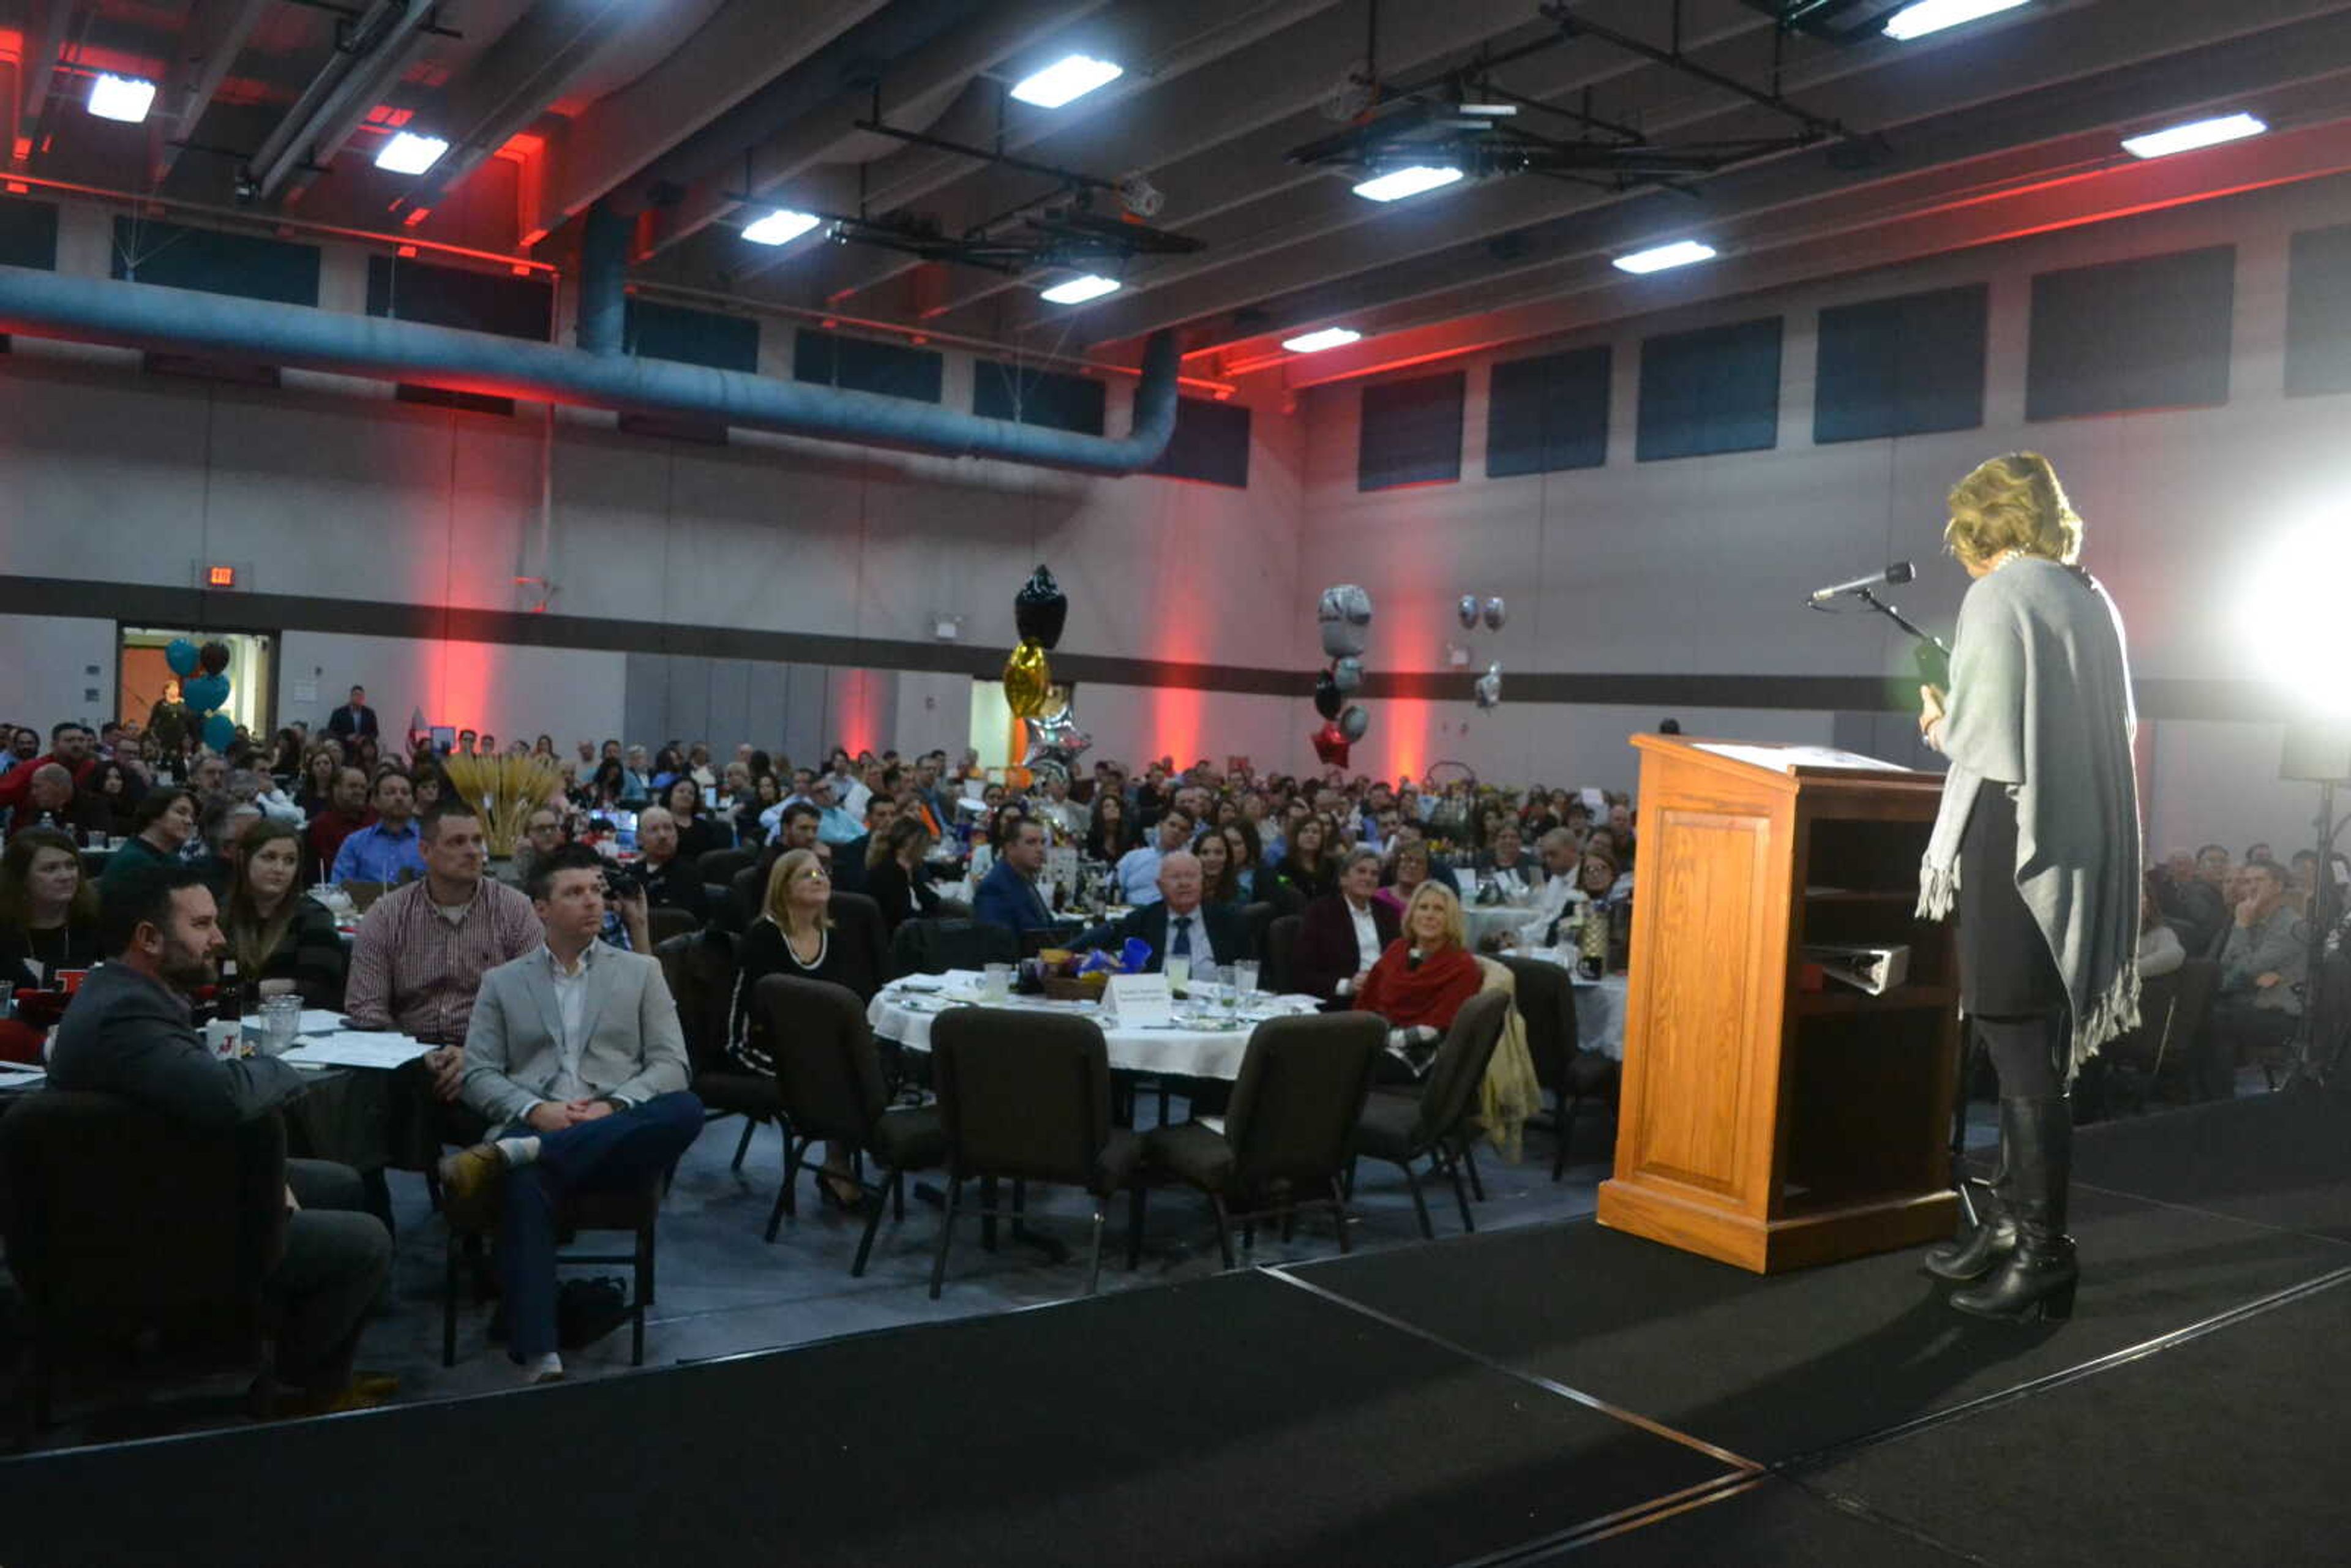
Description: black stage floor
xmin=12 ymin=1090 xmax=2351 ymax=1567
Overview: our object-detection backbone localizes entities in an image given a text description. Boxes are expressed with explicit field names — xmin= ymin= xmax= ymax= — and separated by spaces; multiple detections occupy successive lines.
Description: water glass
xmin=1164 ymin=955 xmax=1191 ymax=997
xmin=1233 ymin=960 xmax=1260 ymax=1004
xmin=260 ymin=994 xmax=302 ymax=1056
xmin=981 ymin=962 xmax=1013 ymax=1002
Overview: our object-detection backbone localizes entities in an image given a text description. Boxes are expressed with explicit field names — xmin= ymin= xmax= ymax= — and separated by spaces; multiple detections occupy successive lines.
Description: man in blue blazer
xmin=1075 ymin=852 xmax=1247 ymax=975
xmin=972 ymin=816 xmax=1059 ymax=935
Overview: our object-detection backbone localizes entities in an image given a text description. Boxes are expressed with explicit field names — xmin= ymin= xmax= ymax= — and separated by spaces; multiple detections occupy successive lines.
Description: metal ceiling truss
xmin=1289 ymin=0 xmax=1854 ymax=197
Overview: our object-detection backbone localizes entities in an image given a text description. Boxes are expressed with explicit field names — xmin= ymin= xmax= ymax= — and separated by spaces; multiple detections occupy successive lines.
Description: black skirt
xmin=1957 ymin=781 xmax=2064 ymax=1018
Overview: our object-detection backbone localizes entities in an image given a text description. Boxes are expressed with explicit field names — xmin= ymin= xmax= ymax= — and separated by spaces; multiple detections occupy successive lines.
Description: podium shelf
xmin=1794 ymin=985 xmax=1957 ymax=1016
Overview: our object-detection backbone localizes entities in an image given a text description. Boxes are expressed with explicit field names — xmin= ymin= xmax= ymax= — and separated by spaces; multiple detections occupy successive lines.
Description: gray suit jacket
xmin=460 ymin=943 xmax=691 ymax=1126
xmin=48 ymin=961 xmax=307 ymax=1131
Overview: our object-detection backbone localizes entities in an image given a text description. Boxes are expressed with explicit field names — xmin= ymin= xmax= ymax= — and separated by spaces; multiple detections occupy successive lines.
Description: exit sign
xmin=206 ymin=565 xmax=236 ymax=588
xmin=192 ymin=559 xmax=251 ymax=591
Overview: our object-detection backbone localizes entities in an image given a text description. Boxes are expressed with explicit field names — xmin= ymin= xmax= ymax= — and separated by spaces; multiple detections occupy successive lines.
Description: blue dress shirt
xmin=1116 ymin=844 xmax=1165 ymax=906
xmin=331 ymin=820 xmax=425 ymax=884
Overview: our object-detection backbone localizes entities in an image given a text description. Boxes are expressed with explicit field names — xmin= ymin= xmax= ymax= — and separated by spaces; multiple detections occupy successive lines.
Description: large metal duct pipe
xmin=0 ymin=265 xmax=1179 ymax=476
xmin=576 ymin=203 xmax=631 ymax=358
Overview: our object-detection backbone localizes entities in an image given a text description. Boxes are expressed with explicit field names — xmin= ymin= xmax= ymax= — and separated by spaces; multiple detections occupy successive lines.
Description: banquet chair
xmin=888 ymin=917 xmax=1018 ymax=980
xmin=1139 ymin=1012 xmax=1385 ymax=1269
xmin=339 ymin=879 xmax=387 ymax=913
xmin=2 ymin=1092 xmax=288 ymax=1429
xmin=648 ymin=906 xmax=701 ymax=947
xmin=654 ymin=928 xmax=781 ymax=1174
xmin=928 ymin=1008 xmax=1141 ymax=1299
xmin=1240 ymin=901 xmax=1277 ymax=966
xmin=696 ymin=847 xmax=754 ymax=895
xmin=1347 ymin=990 xmax=1512 ymax=1239
xmin=441 ymin=1184 xmax=659 ymax=1368
xmin=1262 ymin=915 xmax=1303 ymax=997
xmin=754 ymin=975 xmax=945 ymax=1272
xmin=1499 ymin=955 xmax=1614 ymax=1179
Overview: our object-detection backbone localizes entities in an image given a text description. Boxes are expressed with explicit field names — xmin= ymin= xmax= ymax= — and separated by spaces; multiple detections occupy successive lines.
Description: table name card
xmin=1102 ymin=974 xmax=1175 ymax=1029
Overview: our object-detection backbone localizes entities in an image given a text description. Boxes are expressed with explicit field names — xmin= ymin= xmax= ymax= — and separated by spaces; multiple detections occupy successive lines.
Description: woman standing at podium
xmin=1916 ymin=452 xmax=2140 ymax=1322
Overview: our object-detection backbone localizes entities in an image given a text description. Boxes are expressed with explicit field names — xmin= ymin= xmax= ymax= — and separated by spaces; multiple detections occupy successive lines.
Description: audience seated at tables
xmin=88 ymin=759 xmax=144 ymax=840
xmin=1116 ymin=808 xmax=1194 ymax=908
xmin=1193 ymin=827 xmax=1246 ymax=908
xmin=1076 ymin=850 xmax=1245 ymax=975
xmin=222 ymin=818 xmax=348 ymax=1010
xmin=7 ymin=762 xmax=108 ymax=844
xmin=1084 ymin=790 xmax=1136 ymax=863
xmin=2203 ymin=857 xmax=2307 ymax=1098
xmin=345 ymin=797 xmax=542 ymax=1106
xmin=1505 ymin=830 xmax=1588 ymax=950
xmin=628 ymin=805 xmax=713 ymax=927
xmin=233 ymin=767 xmax=306 ymax=827
xmin=2137 ymin=877 xmax=2186 ymax=979
xmin=1375 ymin=838 xmax=1438 ymax=918
xmin=1355 ymin=882 xmax=1482 ymax=1082
xmin=307 ymin=765 xmax=373 ymax=871
xmin=863 ymin=817 xmax=940 ymax=934
xmin=438 ymin=844 xmax=700 ymax=1385
xmin=973 ymin=816 xmax=1059 ymax=934
xmin=99 ymin=787 xmax=200 ymax=894
xmin=47 ymin=862 xmax=393 ymax=1416
xmin=1293 ymin=848 xmax=1402 ymax=1007
xmin=0 ymin=721 xmax=97 ymax=812
xmin=331 ymin=771 xmax=422 ymax=886
xmin=831 ymin=793 xmax=893 ymax=895
xmin=0 ymin=829 xmax=101 ymax=1060
xmin=659 ymin=777 xmax=722 ymax=863
xmin=1267 ymin=814 xmax=1337 ymax=907
xmin=735 ymin=771 xmax=782 ymax=848
xmin=1480 ymin=822 xmax=1536 ymax=902
xmin=807 ymin=776 xmax=863 ymax=846
xmin=1031 ymin=771 xmax=1087 ymax=840
xmin=503 ymin=805 xmax=567 ymax=891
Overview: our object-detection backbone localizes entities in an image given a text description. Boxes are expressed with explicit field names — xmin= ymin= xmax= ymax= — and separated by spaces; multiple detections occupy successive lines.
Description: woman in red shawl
xmin=1355 ymin=882 xmax=1482 ymax=1081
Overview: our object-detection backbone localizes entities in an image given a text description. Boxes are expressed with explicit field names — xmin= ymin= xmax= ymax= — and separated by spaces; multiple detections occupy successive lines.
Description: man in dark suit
xmin=326 ymin=685 xmax=378 ymax=741
xmin=1291 ymin=848 xmax=1401 ymax=1004
xmin=973 ymin=815 xmax=1059 ymax=936
xmin=1076 ymin=851 xmax=1247 ymax=974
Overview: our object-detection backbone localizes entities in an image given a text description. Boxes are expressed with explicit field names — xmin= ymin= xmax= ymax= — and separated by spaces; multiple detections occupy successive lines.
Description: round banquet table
xmin=1463 ymin=902 xmax=1540 ymax=950
xmin=868 ymin=970 xmax=1325 ymax=1081
xmin=1509 ymin=948 xmax=1630 ymax=1062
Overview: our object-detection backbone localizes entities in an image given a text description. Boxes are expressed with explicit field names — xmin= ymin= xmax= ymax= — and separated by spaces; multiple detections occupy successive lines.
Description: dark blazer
xmin=1292 ymin=893 xmax=1401 ymax=1004
xmin=326 ymin=703 xmax=378 ymax=740
xmin=864 ymin=857 xmax=940 ymax=934
xmin=1076 ymin=901 xmax=1247 ymax=973
xmin=48 ymin=962 xmax=307 ymax=1130
xmin=637 ymin=854 xmax=711 ymax=926
xmin=973 ymin=858 xmax=1056 ymax=935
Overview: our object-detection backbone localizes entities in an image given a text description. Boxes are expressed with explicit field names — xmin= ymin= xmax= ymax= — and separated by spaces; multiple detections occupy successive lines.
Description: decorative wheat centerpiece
xmin=443 ymin=752 xmax=565 ymax=858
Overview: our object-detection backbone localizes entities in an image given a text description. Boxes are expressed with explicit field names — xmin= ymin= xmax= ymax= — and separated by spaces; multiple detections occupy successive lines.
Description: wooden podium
xmin=1595 ymin=735 xmax=1960 ymax=1274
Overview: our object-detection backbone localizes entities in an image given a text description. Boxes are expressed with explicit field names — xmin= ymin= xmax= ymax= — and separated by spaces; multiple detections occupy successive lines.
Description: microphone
xmin=1809 ymin=561 xmax=1915 ymax=604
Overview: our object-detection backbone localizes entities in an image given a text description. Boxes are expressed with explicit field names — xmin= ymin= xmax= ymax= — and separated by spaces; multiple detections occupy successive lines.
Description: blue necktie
xmin=1171 ymin=913 xmax=1193 ymax=961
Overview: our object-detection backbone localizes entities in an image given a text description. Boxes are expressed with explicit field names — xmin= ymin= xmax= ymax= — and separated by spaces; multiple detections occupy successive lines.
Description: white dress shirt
xmin=540 ymin=940 xmax=596 ymax=1105
xmin=1518 ymin=878 xmax=1583 ymax=949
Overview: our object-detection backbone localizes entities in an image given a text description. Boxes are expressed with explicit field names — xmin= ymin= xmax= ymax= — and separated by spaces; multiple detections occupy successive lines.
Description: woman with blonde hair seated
xmin=1354 ymin=882 xmax=1483 ymax=1082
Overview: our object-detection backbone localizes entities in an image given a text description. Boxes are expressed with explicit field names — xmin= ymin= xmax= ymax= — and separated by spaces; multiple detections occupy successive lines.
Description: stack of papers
xmin=282 ymin=1032 xmax=435 ymax=1070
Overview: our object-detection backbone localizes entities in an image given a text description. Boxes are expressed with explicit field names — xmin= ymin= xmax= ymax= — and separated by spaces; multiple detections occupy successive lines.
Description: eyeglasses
xmin=793 ymin=869 xmax=831 ymax=883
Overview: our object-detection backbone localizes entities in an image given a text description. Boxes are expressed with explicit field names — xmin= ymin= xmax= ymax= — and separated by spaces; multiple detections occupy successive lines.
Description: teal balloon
xmin=165 ymin=638 xmax=201 ymax=677
xmin=183 ymin=673 xmax=230 ymax=713
xmin=201 ymin=712 xmax=236 ymax=752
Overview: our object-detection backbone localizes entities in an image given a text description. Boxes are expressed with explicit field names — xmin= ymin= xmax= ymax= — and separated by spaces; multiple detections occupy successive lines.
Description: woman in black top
xmin=1270 ymin=815 xmax=1338 ymax=906
xmin=222 ymin=819 xmax=347 ymax=1008
xmin=664 ymin=776 xmax=721 ymax=861
xmin=1084 ymin=791 xmax=1135 ymax=863
xmin=87 ymin=759 xmax=144 ymax=839
xmin=737 ymin=771 xmax=782 ymax=849
xmin=294 ymin=747 xmax=340 ymax=816
xmin=862 ymin=817 xmax=940 ymax=934
xmin=0 ymin=828 xmax=101 ymax=992
xmin=588 ymin=759 xmax=629 ymax=814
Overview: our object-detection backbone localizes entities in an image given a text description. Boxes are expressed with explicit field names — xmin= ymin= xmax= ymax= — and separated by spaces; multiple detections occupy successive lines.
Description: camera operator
xmin=594 ymin=859 xmax=653 ymax=953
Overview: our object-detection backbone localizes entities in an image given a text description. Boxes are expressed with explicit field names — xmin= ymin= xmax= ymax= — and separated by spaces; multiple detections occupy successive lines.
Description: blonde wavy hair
xmin=1401 ymin=880 xmax=1466 ymax=952
xmin=1943 ymin=452 xmax=2083 ymax=571
xmin=761 ymin=847 xmax=834 ymax=934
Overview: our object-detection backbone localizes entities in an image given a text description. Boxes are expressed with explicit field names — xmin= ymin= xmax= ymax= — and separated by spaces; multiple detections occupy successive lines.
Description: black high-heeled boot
xmin=1923 ymin=1184 xmax=2015 ymax=1282
xmin=1951 ymin=1095 xmax=2076 ymax=1322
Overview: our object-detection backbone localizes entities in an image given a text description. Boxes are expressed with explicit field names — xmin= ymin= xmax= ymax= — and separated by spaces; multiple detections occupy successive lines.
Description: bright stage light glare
xmin=2121 ymin=113 xmax=2268 ymax=160
xmin=1281 ymin=326 xmax=1361 ymax=354
xmin=375 ymin=131 xmax=449 ymax=174
xmin=1351 ymin=165 xmax=1464 ymax=202
xmin=1613 ymin=240 xmax=1716 ymax=275
xmin=86 ymin=73 xmax=158 ymax=124
xmin=741 ymin=209 xmax=820 ymax=246
xmin=1010 ymin=54 xmax=1123 ymax=109
xmin=2240 ymin=522 xmax=2351 ymax=716
xmin=1039 ymin=274 xmax=1120 ymax=304
xmin=1883 ymin=0 xmax=2030 ymax=42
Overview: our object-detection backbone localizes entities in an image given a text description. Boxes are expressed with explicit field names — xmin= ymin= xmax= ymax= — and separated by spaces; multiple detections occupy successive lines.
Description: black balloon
xmin=1313 ymin=668 xmax=1343 ymax=720
xmin=1014 ymin=564 xmax=1069 ymax=651
xmin=199 ymin=640 xmax=231 ymax=676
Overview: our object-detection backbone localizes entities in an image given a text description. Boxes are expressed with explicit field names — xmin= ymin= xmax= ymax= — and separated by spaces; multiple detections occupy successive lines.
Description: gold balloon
xmin=1002 ymin=639 xmax=1052 ymax=719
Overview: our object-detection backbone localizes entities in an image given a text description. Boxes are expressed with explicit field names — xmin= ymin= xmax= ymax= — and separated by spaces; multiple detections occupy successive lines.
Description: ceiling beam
xmin=538 ymin=0 xmax=895 ymax=231
xmin=151 ymin=0 xmax=274 ymax=186
xmin=15 ymin=0 xmax=77 ymax=170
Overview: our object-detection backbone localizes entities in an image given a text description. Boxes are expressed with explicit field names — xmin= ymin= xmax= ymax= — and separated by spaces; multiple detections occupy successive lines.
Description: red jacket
xmin=0 ymin=753 xmax=96 ymax=812
xmin=1354 ymin=940 xmax=1482 ymax=1033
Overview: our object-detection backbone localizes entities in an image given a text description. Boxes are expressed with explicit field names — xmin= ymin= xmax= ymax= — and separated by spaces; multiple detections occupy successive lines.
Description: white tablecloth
xmin=869 ymin=970 xmax=1324 ymax=1081
xmin=1464 ymin=904 xmax=1540 ymax=948
xmin=1512 ymin=949 xmax=1630 ymax=1061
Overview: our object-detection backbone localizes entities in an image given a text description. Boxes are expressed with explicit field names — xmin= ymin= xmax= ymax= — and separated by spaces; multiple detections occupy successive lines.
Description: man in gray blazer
xmin=439 ymin=844 xmax=702 ymax=1382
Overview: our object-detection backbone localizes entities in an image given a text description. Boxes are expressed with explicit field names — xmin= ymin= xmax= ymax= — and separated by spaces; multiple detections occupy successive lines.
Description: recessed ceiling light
xmin=1039 ymin=274 xmax=1121 ymax=304
xmin=1009 ymin=54 xmax=1123 ymax=110
xmin=1352 ymin=165 xmax=1464 ymax=203
xmin=86 ymin=73 xmax=157 ymax=124
xmin=1282 ymin=327 xmax=1361 ymax=354
xmin=1455 ymin=103 xmax=1518 ymax=118
xmin=741 ymin=209 xmax=821 ymax=247
xmin=375 ymin=131 xmax=449 ymax=175
xmin=1881 ymin=0 xmax=2030 ymax=42
xmin=2121 ymin=112 xmax=2268 ymax=160
xmin=1612 ymin=240 xmax=1717 ymax=275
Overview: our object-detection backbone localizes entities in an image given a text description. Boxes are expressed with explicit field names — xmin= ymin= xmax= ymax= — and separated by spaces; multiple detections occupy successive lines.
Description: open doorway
xmin=119 ymin=626 xmax=277 ymax=744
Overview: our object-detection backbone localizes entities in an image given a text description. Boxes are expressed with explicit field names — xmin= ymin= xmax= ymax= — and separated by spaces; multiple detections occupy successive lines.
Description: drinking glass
xmin=1164 ymin=955 xmax=1191 ymax=997
xmin=261 ymin=994 xmax=302 ymax=1055
xmin=1233 ymin=960 xmax=1260 ymax=1005
xmin=982 ymin=962 xmax=1013 ymax=1002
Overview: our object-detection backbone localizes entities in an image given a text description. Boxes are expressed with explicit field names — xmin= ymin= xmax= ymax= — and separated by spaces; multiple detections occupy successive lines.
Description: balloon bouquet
xmin=166 ymin=637 xmax=239 ymax=752
xmin=1310 ymin=584 xmax=1374 ymax=767
xmin=1456 ymin=593 xmax=1508 ymax=711
xmin=1000 ymin=565 xmax=1092 ymax=786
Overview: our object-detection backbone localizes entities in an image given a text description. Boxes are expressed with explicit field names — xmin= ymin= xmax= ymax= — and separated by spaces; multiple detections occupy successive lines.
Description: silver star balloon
xmin=1474 ymin=662 xmax=1503 ymax=711
xmin=1317 ymin=582 xmax=1374 ymax=659
xmin=1022 ymin=687 xmax=1093 ymax=786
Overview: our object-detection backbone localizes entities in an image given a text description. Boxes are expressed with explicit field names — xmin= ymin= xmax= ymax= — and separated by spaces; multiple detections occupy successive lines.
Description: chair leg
xmin=1553 ymin=1095 xmax=1575 ymax=1182
xmin=779 ymin=1133 xmax=806 ymax=1220
xmin=1443 ymin=1149 xmax=1476 ymax=1233
xmin=1401 ymin=1160 xmax=1434 ymax=1240
xmin=763 ymin=1152 xmax=797 ymax=1244
xmin=1459 ymin=1134 xmax=1485 ymax=1202
xmin=852 ymin=1169 xmax=894 ymax=1277
xmin=442 ymin=1232 xmax=460 ymax=1368
xmin=892 ymin=1165 xmax=907 ymax=1223
xmin=929 ymin=1177 xmax=962 ymax=1300
xmin=1209 ymin=1194 xmax=1237 ymax=1270
xmin=729 ymin=1116 xmax=757 ymax=1172
xmin=1127 ymin=1184 xmax=1147 ymax=1269
xmin=1085 ymin=1207 xmax=1106 ymax=1296
xmin=1343 ymin=1157 xmax=1357 ymax=1199
xmin=632 ymin=1223 xmax=652 ymax=1367
xmin=981 ymin=1174 xmax=1000 ymax=1253
xmin=1330 ymin=1179 xmax=1353 ymax=1255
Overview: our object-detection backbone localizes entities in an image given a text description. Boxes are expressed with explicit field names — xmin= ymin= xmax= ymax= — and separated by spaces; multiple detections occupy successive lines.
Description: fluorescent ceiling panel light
xmin=1282 ymin=327 xmax=1361 ymax=354
xmin=1352 ymin=165 xmax=1464 ymax=202
xmin=1612 ymin=239 xmax=1717 ymax=275
xmin=741 ymin=209 xmax=821 ymax=246
xmin=374 ymin=131 xmax=449 ymax=175
xmin=2121 ymin=112 xmax=2268 ymax=160
xmin=1882 ymin=0 xmax=2030 ymax=41
xmin=1039 ymin=274 xmax=1121 ymax=304
xmin=1455 ymin=103 xmax=1518 ymax=117
xmin=1009 ymin=54 xmax=1122 ymax=109
xmin=86 ymin=73 xmax=157 ymax=124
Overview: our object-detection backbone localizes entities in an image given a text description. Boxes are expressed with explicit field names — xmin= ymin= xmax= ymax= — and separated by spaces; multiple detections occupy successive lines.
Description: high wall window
xmin=1359 ymin=370 xmax=1466 ymax=491
xmin=2285 ymin=224 xmax=2351 ymax=400
xmin=1637 ymin=317 xmax=1782 ymax=462
xmin=2026 ymin=245 xmax=2234 ymax=421
xmin=973 ymin=359 xmax=1106 ymax=435
xmin=1487 ymin=346 xmax=1610 ymax=477
xmin=794 ymin=329 xmax=943 ymax=402
xmin=1813 ymin=284 xmax=1987 ymax=445
xmin=118 ymin=218 xmax=319 ymax=306
xmin=1149 ymin=396 xmax=1253 ymax=488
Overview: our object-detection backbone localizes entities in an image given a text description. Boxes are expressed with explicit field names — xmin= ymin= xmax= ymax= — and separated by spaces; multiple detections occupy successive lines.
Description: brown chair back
xmin=1240 ymin=901 xmax=1277 ymax=964
xmin=648 ymin=905 xmax=700 ymax=947
xmin=1223 ymin=1012 xmax=1384 ymax=1196
xmin=340 ymin=878 xmax=387 ymax=912
xmin=697 ymin=847 xmax=754 ymax=891
xmin=1414 ymin=989 xmax=1512 ymax=1149
xmin=756 ymin=975 xmax=887 ymax=1144
xmin=656 ymin=928 xmax=740 ymax=1078
xmin=1 ymin=1091 xmax=288 ymax=1345
xmin=932 ymin=1007 xmax=1109 ymax=1187
xmin=1498 ymin=955 xmax=1578 ymax=1095
xmin=1263 ymin=914 xmax=1303 ymax=995
xmin=825 ymin=890 xmax=890 ymax=1000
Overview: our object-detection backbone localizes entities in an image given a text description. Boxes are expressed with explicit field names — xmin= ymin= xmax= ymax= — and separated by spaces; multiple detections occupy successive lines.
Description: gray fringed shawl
xmin=1918 ymin=557 xmax=2142 ymax=1082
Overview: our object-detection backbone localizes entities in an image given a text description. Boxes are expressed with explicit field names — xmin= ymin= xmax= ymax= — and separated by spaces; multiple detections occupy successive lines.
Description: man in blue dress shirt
xmin=331 ymin=770 xmax=426 ymax=884
xmin=1116 ymin=808 xmax=1194 ymax=907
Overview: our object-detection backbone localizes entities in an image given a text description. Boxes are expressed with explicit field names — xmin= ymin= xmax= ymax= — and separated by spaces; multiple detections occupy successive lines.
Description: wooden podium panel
xmin=1596 ymin=736 xmax=1960 ymax=1274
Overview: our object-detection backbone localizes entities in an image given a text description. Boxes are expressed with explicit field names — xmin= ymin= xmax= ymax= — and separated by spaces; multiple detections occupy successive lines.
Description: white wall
xmin=276 ymin=631 xmax=624 ymax=750
xmin=0 ymin=616 xmax=114 ymax=733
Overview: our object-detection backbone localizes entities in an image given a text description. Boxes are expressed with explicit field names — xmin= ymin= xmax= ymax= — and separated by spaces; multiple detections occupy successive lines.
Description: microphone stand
xmin=1815 ymin=585 xmax=1954 ymax=689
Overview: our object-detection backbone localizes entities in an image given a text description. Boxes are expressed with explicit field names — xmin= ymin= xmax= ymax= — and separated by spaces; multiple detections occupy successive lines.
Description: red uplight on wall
xmin=206 ymin=565 xmax=236 ymax=588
